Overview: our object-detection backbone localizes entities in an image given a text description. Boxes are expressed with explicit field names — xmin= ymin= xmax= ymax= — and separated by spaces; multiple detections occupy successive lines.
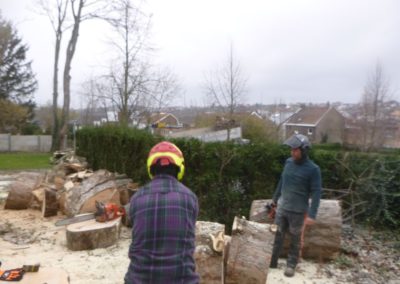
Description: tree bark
xmin=225 ymin=217 xmax=274 ymax=284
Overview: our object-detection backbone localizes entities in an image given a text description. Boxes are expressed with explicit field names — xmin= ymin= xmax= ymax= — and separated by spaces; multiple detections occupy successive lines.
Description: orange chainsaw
xmin=55 ymin=201 xmax=127 ymax=226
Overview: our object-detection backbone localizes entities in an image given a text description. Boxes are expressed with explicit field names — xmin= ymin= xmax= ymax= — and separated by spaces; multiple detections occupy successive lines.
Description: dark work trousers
xmin=270 ymin=208 xmax=305 ymax=269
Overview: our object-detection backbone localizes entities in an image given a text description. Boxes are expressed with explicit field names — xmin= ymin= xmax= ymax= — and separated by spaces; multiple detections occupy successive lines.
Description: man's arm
xmin=307 ymin=166 xmax=322 ymax=220
xmin=272 ymin=177 xmax=283 ymax=205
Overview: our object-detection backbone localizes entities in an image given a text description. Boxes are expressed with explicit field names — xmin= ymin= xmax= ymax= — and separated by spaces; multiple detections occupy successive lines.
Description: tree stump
xmin=249 ymin=199 xmax=342 ymax=260
xmin=194 ymin=221 xmax=225 ymax=284
xmin=225 ymin=217 xmax=275 ymax=284
xmin=66 ymin=217 xmax=121 ymax=251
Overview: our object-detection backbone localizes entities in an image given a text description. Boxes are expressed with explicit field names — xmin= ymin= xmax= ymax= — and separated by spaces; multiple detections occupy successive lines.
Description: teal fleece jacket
xmin=273 ymin=157 xmax=322 ymax=219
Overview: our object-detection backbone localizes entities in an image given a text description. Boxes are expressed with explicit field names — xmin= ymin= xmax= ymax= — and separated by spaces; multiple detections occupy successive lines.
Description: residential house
xmin=146 ymin=112 xmax=183 ymax=136
xmin=283 ymin=106 xmax=345 ymax=144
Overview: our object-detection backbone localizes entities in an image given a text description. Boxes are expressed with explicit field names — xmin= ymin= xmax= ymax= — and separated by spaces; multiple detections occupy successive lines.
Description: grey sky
xmin=1 ymin=0 xmax=399 ymax=108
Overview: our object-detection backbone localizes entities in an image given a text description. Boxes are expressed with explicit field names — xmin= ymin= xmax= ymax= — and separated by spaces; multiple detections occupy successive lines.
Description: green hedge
xmin=76 ymin=126 xmax=400 ymax=231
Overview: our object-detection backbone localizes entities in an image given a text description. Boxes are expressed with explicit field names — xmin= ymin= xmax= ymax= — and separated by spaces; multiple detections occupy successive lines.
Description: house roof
xmin=285 ymin=106 xmax=331 ymax=126
xmin=150 ymin=113 xmax=179 ymax=124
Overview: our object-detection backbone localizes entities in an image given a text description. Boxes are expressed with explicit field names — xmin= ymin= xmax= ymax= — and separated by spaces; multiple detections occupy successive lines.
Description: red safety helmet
xmin=147 ymin=141 xmax=185 ymax=180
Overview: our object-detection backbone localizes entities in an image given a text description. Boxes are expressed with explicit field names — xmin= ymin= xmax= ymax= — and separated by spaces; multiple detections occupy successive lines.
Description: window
xmin=307 ymin=128 xmax=313 ymax=135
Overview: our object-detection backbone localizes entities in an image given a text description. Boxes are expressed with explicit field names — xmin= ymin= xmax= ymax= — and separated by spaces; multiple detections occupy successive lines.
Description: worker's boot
xmin=269 ymin=258 xmax=278 ymax=269
xmin=284 ymin=266 xmax=295 ymax=277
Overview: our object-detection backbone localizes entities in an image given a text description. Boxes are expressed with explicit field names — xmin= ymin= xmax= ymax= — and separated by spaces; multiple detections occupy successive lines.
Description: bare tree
xmin=359 ymin=62 xmax=391 ymax=151
xmin=204 ymin=43 xmax=248 ymax=140
xmin=36 ymin=0 xmax=69 ymax=151
xmin=57 ymin=0 xmax=113 ymax=149
xmin=93 ymin=0 xmax=180 ymax=127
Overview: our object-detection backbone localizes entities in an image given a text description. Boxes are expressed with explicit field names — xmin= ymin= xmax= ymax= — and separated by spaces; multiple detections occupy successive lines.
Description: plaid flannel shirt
xmin=124 ymin=174 xmax=199 ymax=284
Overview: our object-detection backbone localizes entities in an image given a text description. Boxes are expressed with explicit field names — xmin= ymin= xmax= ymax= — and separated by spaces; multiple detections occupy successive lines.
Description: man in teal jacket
xmin=269 ymin=134 xmax=322 ymax=277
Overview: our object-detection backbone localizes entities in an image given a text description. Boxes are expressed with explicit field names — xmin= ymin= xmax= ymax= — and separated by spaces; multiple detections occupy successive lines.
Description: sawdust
xmin=0 ymin=207 xmax=131 ymax=284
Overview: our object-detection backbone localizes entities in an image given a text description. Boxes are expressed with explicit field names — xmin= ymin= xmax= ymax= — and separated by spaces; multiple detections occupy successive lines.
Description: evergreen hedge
xmin=76 ymin=126 xmax=400 ymax=231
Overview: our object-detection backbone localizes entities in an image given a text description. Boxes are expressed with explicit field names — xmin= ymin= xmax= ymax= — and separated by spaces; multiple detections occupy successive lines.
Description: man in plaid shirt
xmin=124 ymin=141 xmax=199 ymax=284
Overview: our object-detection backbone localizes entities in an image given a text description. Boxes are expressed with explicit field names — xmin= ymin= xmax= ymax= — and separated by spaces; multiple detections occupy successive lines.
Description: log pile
xmin=249 ymin=199 xmax=342 ymax=260
xmin=3 ymin=151 xmax=137 ymax=250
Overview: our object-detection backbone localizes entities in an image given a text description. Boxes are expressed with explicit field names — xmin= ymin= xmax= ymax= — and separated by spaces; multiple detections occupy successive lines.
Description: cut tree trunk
xmin=62 ymin=170 xmax=120 ymax=216
xmin=66 ymin=217 xmax=121 ymax=251
xmin=225 ymin=217 xmax=275 ymax=284
xmin=194 ymin=221 xmax=225 ymax=284
xmin=4 ymin=172 xmax=45 ymax=210
xmin=249 ymin=199 xmax=342 ymax=260
xmin=42 ymin=188 xmax=59 ymax=217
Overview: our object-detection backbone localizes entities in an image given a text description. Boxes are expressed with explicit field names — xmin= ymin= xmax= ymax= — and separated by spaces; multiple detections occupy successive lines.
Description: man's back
xmin=125 ymin=174 xmax=199 ymax=284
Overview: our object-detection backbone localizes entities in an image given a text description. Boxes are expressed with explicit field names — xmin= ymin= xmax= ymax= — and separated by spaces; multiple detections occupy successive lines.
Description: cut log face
xmin=79 ymin=188 xmax=120 ymax=214
xmin=66 ymin=217 xmax=121 ymax=251
xmin=225 ymin=217 xmax=274 ymax=284
xmin=195 ymin=221 xmax=225 ymax=284
xmin=249 ymin=199 xmax=342 ymax=260
xmin=63 ymin=170 xmax=119 ymax=217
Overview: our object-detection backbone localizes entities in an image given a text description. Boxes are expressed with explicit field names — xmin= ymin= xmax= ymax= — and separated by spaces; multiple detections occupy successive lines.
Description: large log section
xmin=194 ymin=221 xmax=225 ymax=284
xmin=66 ymin=217 xmax=121 ymax=251
xmin=249 ymin=199 xmax=342 ymax=260
xmin=4 ymin=172 xmax=45 ymax=209
xmin=225 ymin=217 xmax=275 ymax=284
xmin=61 ymin=170 xmax=122 ymax=217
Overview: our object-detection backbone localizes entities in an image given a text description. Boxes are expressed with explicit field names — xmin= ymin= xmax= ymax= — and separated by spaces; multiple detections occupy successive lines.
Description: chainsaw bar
xmin=55 ymin=213 xmax=95 ymax=226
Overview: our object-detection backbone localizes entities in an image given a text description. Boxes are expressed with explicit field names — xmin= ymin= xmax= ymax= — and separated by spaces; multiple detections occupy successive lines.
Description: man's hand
xmin=304 ymin=217 xmax=316 ymax=226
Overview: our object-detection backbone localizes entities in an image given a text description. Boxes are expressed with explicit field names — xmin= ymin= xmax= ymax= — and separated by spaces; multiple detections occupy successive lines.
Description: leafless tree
xmin=79 ymin=78 xmax=103 ymax=125
xmin=359 ymin=62 xmax=392 ymax=151
xmin=93 ymin=0 xmax=180 ymax=127
xmin=36 ymin=0 xmax=69 ymax=151
xmin=204 ymin=43 xmax=248 ymax=140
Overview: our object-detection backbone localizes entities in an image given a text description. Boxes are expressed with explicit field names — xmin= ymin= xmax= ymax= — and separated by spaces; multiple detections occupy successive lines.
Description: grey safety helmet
xmin=284 ymin=134 xmax=311 ymax=163
xmin=283 ymin=134 xmax=311 ymax=150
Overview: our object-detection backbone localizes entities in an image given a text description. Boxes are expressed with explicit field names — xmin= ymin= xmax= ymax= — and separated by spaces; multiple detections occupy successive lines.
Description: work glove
xmin=0 ymin=262 xmax=25 ymax=281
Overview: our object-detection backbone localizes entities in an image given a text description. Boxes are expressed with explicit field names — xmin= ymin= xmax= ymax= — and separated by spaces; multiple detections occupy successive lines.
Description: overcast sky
xmin=1 ymin=0 xmax=399 ymax=108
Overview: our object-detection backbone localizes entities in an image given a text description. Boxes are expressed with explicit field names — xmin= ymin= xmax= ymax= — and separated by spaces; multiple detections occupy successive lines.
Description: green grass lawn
xmin=0 ymin=152 xmax=52 ymax=170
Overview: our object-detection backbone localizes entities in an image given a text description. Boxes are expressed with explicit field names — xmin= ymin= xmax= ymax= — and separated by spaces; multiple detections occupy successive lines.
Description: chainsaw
xmin=250 ymin=202 xmax=276 ymax=223
xmin=55 ymin=201 xmax=128 ymax=226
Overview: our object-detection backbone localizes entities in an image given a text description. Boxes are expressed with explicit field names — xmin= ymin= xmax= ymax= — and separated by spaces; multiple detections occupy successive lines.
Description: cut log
xmin=62 ymin=170 xmax=119 ymax=217
xmin=194 ymin=221 xmax=225 ymax=284
xmin=117 ymin=181 xmax=138 ymax=205
xmin=42 ymin=188 xmax=59 ymax=217
xmin=66 ymin=217 xmax=121 ymax=251
xmin=249 ymin=199 xmax=342 ymax=260
xmin=4 ymin=172 xmax=45 ymax=209
xmin=225 ymin=217 xmax=275 ymax=284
